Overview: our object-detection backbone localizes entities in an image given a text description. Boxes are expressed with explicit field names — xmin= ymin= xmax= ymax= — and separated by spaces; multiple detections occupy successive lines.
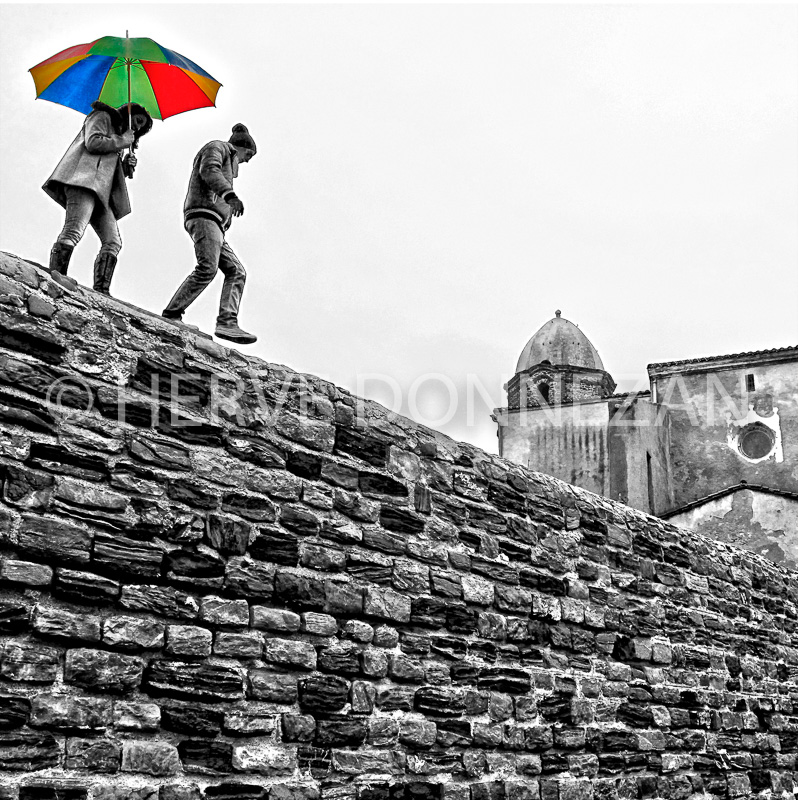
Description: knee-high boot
xmin=93 ymin=252 xmax=118 ymax=296
xmin=49 ymin=242 xmax=74 ymax=276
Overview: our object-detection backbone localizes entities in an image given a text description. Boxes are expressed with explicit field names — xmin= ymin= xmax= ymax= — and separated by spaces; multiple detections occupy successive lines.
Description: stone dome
xmin=515 ymin=311 xmax=605 ymax=374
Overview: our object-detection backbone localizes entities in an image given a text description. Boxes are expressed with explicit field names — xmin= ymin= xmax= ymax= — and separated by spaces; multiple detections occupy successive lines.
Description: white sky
xmin=1 ymin=3 xmax=796 ymax=453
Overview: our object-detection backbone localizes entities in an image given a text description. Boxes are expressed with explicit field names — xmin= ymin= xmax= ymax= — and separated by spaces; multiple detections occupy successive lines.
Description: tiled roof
xmin=662 ymin=482 xmax=798 ymax=519
xmin=648 ymin=345 xmax=798 ymax=371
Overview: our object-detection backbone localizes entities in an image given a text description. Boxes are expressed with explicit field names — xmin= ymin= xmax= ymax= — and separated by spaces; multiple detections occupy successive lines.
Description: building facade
xmin=494 ymin=314 xmax=798 ymax=566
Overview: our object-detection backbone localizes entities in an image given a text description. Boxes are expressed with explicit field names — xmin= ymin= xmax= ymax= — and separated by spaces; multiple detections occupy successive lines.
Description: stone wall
xmin=1 ymin=251 xmax=798 ymax=800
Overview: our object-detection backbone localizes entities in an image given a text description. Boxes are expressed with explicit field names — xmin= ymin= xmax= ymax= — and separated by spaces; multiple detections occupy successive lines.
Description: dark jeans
xmin=162 ymin=218 xmax=246 ymax=325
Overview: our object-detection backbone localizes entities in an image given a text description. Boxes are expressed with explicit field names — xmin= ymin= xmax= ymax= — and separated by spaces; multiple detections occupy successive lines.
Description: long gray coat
xmin=43 ymin=103 xmax=132 ymax=220
xmin=183 ymin=140 xmax=239 ymax=232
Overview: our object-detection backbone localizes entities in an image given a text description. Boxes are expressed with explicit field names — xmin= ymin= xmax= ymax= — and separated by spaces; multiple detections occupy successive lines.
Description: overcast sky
xmin=1 ymin=3 xmax=796 ymax=453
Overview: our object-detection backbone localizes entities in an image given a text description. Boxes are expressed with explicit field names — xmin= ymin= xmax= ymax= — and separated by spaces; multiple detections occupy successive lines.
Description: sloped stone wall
xmin=0 ymin=251 xmax=797 ymax=800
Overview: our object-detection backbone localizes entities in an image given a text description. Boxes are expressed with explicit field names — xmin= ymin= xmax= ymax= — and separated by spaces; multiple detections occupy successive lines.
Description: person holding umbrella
xmin=29 ymin=34 xmax=224 ymax=296
xmin=43 ymin=101 xmax=152 ymax=295
xmin=160 ymin=123 xmax=258 ymax=345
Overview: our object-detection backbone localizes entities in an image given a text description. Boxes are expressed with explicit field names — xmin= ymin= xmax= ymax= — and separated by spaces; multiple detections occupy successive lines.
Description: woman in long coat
xmin=44 ymin=101 xmax=152 ymax=295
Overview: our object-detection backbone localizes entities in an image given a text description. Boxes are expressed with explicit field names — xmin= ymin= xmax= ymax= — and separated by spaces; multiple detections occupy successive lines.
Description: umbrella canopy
xmin=29 ymin=36 xmax=222 ymax=120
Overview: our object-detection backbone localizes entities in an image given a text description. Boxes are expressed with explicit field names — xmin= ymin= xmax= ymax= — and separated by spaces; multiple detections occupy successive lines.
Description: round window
xmin=738 ymin=423 xmax=775 ymax=460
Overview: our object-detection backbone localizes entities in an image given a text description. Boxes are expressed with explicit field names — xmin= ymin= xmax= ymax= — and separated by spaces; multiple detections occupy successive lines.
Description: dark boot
xmin=93 ymin=252 xmax=118 ymax=296
xmin=49 ymin=242 xmax=74 ymax=276
xmin=215 ymin=321 xmax=257 ymax=345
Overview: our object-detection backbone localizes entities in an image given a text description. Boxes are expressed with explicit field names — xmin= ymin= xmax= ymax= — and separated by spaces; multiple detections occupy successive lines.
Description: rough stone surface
xmin=0 ymin=251 xmax=797 ymax=798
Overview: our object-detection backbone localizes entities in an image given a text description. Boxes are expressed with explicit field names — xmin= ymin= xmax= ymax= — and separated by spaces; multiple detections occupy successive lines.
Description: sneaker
xmin=161 ymin=311 xmax=183 ymax=321
xmin=215 ymin=323 xmax=257 ymax=344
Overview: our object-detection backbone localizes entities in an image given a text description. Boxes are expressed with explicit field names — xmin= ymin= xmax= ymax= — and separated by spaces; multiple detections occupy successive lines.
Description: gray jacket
xmin=43 ymin=103 xmax=131 ymax=219
xmin=183 ymin=140 xmax=239 ymax=232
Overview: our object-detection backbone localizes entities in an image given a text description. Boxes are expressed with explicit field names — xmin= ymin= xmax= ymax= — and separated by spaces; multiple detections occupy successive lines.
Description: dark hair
xmin=118 ymin=103 xmax=153 ymax=138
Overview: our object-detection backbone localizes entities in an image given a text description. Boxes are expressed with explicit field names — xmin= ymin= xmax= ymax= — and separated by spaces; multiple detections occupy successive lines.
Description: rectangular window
xmin=746 ymin=374 xmax=756 ymax=392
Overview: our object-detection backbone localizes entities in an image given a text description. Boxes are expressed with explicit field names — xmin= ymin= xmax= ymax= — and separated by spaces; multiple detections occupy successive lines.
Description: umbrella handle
xmin=126 ymin=30 xmax=134 ymax=178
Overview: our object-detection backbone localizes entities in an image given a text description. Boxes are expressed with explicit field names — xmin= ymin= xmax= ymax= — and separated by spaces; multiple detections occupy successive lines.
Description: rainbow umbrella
xmin=29 ymin=35 xmax=222 ymax=120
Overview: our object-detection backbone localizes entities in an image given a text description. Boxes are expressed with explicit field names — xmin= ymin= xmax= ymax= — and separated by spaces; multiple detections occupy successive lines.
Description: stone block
xmin=17 ymin=515 xmax=91 ymax=564
xmin=30 ymin=694 xmax=112 ymax=732
xmin=318 ymin=642 xmax=361 ymax=675
xmin=122 ymin=741 xmax=181 ymax=776
xmin=203 ymin=785 xmax=266 ymax=800
xmin=121 ymin=585 xmax=199 ymax=620
xmin=55 ymin=568 xmax=120 ymax=604
xmin=1 ymin=559 xmax=53 ymax=586
xmin=281 ymin=713 xmax=316 ymax=743
xmin=103 ymin=616 xmax=165 ymax=650
xmin=399 ymin=719 xmax=437 ymax=749
xmin=143 ymin=660 xmax=244 ymax=702
xmin=231 ymin=743 xmax=296 ymax=774
xmin=478 ymin=667 xmax=531 ymax=694
xmin=178 ymin=739 xmax=234 ymax=774
xmin=301 ymin=611 xmax=338 ymax=636
xmin=376 ymin=686 xmax=415 ymax=712
xmin=368 ymin=718 xmax=399 ymax=747
xmin=361 ymin=648 xmax=389 ymax=679
xmin=0 ymin=694 xmax=31 ymax=729
xmin=315 ymin=718 xmax=367 ymax=748
xmin=249 ymin=526 xmax=299 ymax=566
xmin=3 ymin=465 xmax=55 ymax=511
xmin=341 ymin=620 xmax=374 ymax=643
xmin=206 ymin=515 xmax=252 ymax=555
xmin=200 ymin=596 xmax=250 ymax=628
xmin=65 ymin=737 xmax=121 ymax=772
xmin=273 ymin=570 xmax=325 ymax=610
xmin=224 ymin=557 xmax=275 ymax=599
xmin=113 ymin=701 xmax=161 ymax=731
xmin=389 ymin=654 xmax=425 ymax=683
xmin=414 ymin=687 xmax=466 ymax=718
xmin=251 ymin=606 xmax=300 ymax=633
xmin=94 ymin=531 xmax=164 ymax=578
xmin=263 ymin=637 xmax=317 ymax=670
xmin=299 ymin=674 xmax=350 ymax=714
xmin=324 ymin=581 xmax=364 ymax=616
xmin=364 ymin=587 xmax=412 ymax=623
xmin=301 ymin=542 xmax=346 ymax=572
xmin=350 ymin=681 xmax=377 ymax=714
xmin=0 ymin=730 xmax=60 ymax=771
xmin=221 ymin=492 xmax=278 ymax=523
xmin=393 ymin=560 xmax=430 ymax=594
xmin=246 ymin=468 xmax=302 ymax=500
xmin=165 ymin=625 xmax=213 ymax=658
xmin=247 ymin=670 xmax=298 ymax=704
xmin=1 ymin=642 xmax=59 ymax=683
xmin=161 ymin=701 xmax=224 ymax=737
xmin=0 ymin=601 xmax=31 ymax=635
xmin=65 ymin=648 xmax=143 ymax=694
xmin=214 ymin=632 xmax=263 ymax=659
xmin=223 ymin=709 xmax=277 ymax=738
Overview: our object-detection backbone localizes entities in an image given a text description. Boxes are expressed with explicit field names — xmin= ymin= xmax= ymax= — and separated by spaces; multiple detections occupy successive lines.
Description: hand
xmin=229 ymin=196 xmax=245 ymax=217
xmin=122 ymin=154 xmax=137 ymax=178
xmin=120 ymin=130 xmax=136 ymax=148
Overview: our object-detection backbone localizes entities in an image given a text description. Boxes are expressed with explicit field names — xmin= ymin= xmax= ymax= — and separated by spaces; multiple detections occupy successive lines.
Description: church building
xmin=493 ymin=313 xmax=798 ymax=566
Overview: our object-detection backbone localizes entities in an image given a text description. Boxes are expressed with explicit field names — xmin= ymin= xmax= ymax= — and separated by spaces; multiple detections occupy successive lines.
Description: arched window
xmin=538 ymin=382 xmax=550 ymax=403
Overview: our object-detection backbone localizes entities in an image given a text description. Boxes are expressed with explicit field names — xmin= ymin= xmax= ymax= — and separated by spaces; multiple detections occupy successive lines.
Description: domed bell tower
xmin=505 ymin=311 xmax=616 ymax=411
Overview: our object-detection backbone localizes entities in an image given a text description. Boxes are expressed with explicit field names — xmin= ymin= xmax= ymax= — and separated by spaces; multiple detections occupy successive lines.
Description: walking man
xmin=44 ymin=101 xmax=153 ymax=295
xmin=161 ymin=123 xmax=258 ymax=345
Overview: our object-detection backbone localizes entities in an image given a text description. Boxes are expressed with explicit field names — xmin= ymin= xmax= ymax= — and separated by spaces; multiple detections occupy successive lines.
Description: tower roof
xmin=515 ymin=311 xmax=605 ymax=374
